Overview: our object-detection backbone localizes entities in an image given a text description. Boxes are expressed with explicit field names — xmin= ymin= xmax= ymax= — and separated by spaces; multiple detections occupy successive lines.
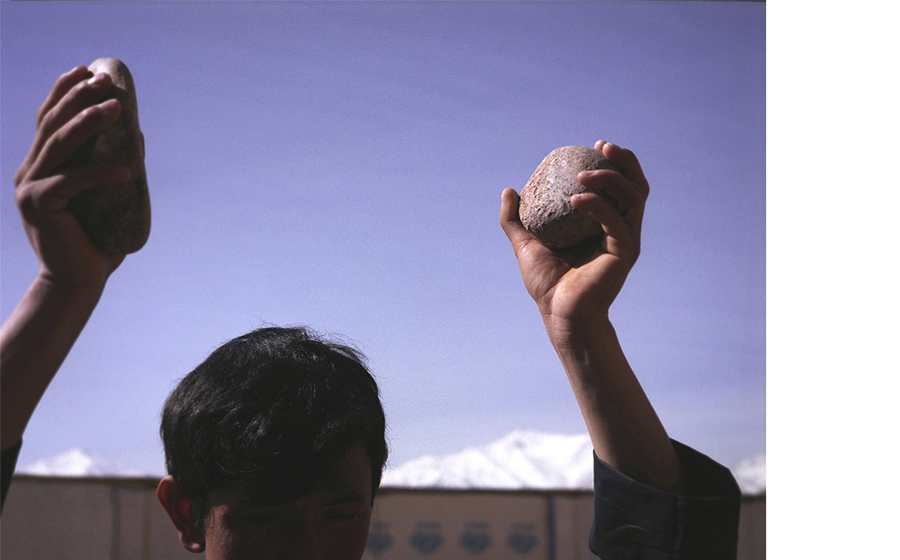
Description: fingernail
xmin=96 ymin=98 xmax=118 ymax=114
xmin=88 ymin=72 xmax=109 ymax=85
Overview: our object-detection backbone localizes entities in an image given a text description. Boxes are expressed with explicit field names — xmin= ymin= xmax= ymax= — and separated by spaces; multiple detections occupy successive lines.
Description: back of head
xmin=160 ymin=326 xmax=387 ymax=522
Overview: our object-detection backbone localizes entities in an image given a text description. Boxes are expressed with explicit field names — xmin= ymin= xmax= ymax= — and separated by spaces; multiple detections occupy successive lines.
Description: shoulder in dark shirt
xmin=1 ymin=439 xmax=23 ymax=512
xmin=590 ymin=440 xmax=742 ymax=560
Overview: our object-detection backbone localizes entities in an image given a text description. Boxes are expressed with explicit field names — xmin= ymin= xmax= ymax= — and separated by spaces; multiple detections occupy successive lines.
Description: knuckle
xmin=14 ymin=184 xmax=36 ymax=217
xmin=76 ymin=102 xmax=97 ymax=121
xmin=14 ymin=183 xmax=27 ymax=205
xmin=36 ymin=106 xmax=58 ymax=138
xmin=43 ymin=130 xmax=66 ymax=156
xmin=76 ymin=76 xmax=107 ymax=99
xmin=66 ymin=105 xmax=103 ymax=138
xmin=14 ymin=162 xmax=30 ymax=188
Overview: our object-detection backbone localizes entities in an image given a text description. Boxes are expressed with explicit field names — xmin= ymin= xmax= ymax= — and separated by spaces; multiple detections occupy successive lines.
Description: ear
xmin=156 ymin=475 xmax=206 ymax=553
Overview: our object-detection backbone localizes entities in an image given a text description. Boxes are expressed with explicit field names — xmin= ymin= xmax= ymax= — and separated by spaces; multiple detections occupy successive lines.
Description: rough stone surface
xmin=67 ymin=57 xmax=150 ymax=254
xmin=518 ymin=145 xmax=618 ymax=249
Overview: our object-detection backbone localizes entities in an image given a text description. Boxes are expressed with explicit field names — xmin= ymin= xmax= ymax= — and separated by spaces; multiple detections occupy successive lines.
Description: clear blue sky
xmin=1 ymin=1 xmax=765 ymax=475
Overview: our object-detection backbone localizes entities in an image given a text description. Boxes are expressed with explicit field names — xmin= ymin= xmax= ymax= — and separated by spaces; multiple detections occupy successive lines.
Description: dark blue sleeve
xmin=1 ymin=439 xmax=23 ymax=512
xmin=589 ymin=440 xmax=741 ymax=560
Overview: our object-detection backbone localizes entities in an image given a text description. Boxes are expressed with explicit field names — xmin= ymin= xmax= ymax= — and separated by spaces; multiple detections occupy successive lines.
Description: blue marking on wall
xmin=508 ymin=523 xmax=539 ymax=555
xmin=460 ymin=523 xmax=492 ymax=555
xmin=410 ymin=522 xmax=444 ymax=555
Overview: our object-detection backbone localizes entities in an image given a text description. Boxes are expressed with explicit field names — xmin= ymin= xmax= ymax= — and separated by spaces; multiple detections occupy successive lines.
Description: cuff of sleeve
xmin=589 ymin=440 xmax=741 ymax=560
xmin=2 ymin=438 xmax=23 ymax=511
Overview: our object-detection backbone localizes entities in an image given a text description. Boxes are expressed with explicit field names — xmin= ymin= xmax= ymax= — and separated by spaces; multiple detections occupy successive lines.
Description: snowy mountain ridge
xmin=382 ymin=430 xmax=595 ymax=490
xmin=18 ymin=448 xmax=146 ymax=477
xmin=382 ymin=430 xmax=766 ymax=495
xmin=18 ymin=431 xmax=765 ymax=495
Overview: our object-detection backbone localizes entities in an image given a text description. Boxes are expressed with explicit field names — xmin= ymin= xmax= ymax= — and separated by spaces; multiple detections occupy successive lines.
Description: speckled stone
xmin=67 ymin=57 xmax=150 ymax=254
xmin=518 ymin=145 xmax=618 ymax=249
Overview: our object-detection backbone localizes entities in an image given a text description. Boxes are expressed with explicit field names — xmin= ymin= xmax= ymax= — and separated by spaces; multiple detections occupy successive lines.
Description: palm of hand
xmin=515 ymin=231 xmax=636 ymax=322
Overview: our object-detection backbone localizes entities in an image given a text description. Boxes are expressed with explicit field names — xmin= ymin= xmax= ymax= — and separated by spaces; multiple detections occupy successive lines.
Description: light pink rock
xmin=518 ymin=146 xmax=618 ymax=249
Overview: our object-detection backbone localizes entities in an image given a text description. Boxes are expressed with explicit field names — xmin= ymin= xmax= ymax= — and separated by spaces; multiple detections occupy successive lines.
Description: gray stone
xmin=518 ymin=145 xmax=618 ymax=249
xmin=67 ymin=57 xmax=150 ymax=254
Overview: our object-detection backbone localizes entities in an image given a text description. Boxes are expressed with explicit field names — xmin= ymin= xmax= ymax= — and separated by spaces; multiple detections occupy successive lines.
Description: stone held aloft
xmin=67 ymin=57 xmax=151 ymax=254
xmin=518 ymin=145 xmax=619 ymax=249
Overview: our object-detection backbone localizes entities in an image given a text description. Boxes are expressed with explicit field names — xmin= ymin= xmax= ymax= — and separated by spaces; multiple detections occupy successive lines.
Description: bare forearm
xmin=0 ymin=277 xmax=105 ymax=449
xmin=545 ymin=316 xmax=684 ymax=494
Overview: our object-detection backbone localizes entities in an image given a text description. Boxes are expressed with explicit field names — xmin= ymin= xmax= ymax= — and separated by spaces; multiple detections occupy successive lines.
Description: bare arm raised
xmin=500 ymin=140 xmax=684 ymax=493
xmin=1 ymin=66 xmax=132 ymax=451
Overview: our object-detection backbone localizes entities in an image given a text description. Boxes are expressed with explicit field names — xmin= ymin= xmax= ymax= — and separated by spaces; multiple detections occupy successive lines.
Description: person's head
xmin=156 ymin=326 xmax=388 ymax=560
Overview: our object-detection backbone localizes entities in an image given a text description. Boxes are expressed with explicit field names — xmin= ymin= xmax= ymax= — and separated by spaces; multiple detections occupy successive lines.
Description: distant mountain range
xmin=18 ymin=430 xmax=765 ymax=495
xmin=383 ymin=430 xmax=766 ymax=495
xmin=382 ymin=430 xmax=595 ymax=490
xmin=18 ymin=448 xmax=146 ymax=477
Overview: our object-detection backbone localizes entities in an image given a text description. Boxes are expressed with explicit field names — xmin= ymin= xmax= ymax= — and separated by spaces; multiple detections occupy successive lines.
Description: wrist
xmin=541 ymin=314 xmax=624 ymax=390
xmin=542 ymin=312 xmax=614 ymax=349
xmin=31 ymin=271 xmax=107 ymax=308
xmin=535 ymin=288 xmax=617 ymax=334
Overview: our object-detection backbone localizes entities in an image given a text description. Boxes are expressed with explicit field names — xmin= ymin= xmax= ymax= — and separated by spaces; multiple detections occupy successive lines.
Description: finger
xmin=19 ymin=72 xmax=116 ymax=186
xmin=17 ymin=164 xmax=132 ymax=217
xmin=499 ymin=187 xmax=536 ymax=251
xmin=571 ymin=192 xmax=630 ymax=237
xmin=35 ymin=71 xmax=114 ymax=151
xmin=577 ymin=169 xmax=639 ymax=213
xmin=578 ymin=168 xmax=647 ymax=233
xmin=16 ymin=67 xmax=93 ymax=187
xmin=597 ymin=141 xmax=650 ymax=195
xmin=570 ymin=192 xmax=641 ymax=265
xmin=35 ymin=66 xmax=91 ymax=129
xmin=28 ymin=98 xmax=122 ymax=180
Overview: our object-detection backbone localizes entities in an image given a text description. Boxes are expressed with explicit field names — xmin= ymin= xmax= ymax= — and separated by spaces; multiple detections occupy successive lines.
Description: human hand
xmin=14 ymin=65 xmax=132 ymax=290
xmin=500 ymin=141 xmax=650 ymax=325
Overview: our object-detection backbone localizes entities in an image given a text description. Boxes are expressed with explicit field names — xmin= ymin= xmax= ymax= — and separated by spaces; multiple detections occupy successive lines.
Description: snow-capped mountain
xmin=383 ymin=430 xmax=594 ymax=490
xmin=731 ymin=453 xmax=766 ymax=495
xmin=18 ymin=448 xmax=146 ymax=477
xmin=18 ymin=433 xmax=766 ymax=495
xmin=383 ymin=430 xmax=766 ymax=495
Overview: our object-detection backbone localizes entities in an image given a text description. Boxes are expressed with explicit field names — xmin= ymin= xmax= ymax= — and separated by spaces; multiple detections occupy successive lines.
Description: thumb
xmin=499 ymin=188 xmax=534 ymax=251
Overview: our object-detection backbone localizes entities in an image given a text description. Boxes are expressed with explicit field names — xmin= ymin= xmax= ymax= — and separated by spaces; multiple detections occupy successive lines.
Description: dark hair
xmin=160 ymin=326 xmax=388 ymax=526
